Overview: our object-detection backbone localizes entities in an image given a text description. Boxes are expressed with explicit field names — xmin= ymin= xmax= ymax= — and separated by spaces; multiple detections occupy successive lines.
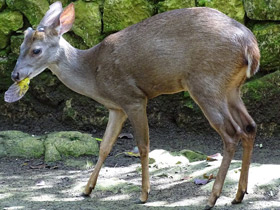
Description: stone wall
xmin=0 ymin=0 xmax=279 ymax=136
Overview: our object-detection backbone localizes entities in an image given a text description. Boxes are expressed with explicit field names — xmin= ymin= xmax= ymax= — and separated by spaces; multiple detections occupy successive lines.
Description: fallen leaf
xmin=206 ymin=153 xmax=223 ymax=161
xmin=118 ymin=133 xmax=134 ymax=139
xmin=36 ymin=180 xmax=45 ymax=186
xmin=21 ymin=162 xmax=28 ymax=166
xmin=181 ymin=176 xmax=192 ymax=181
xmin=203 ymin=173 xmax=215 ymax=180
xmin=30 ymin=164 xmax=46 ymax=169
xmin=194 ymin=179 xmax=209 ymax=185
xmin=124 ymin=151 xmax=140 ymax=157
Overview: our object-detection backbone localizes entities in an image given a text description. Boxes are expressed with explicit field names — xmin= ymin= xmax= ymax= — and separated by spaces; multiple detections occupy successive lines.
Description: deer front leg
xmin=125 ymin=100 xmax=150 ymax=203
xmin=83 ymin=109 xmax=127 ymax=196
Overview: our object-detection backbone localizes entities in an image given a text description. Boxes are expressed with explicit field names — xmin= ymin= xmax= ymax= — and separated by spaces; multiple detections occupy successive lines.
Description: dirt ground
xmin=0 ymin=123 xmax=280 ymax=210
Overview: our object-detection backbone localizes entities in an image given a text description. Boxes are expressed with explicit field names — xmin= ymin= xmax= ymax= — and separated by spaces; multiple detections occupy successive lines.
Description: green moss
xmin=49 ymin=0 xmax=72 ymax=7
xmin=103 ymin=0 xmax=153 ymax=33
xmin=45 ymin=131 xmax=99 ymax=158
xmin=0 ymin=131 xmax=44 ymax=158
xmin=6 ymin=0 xmax=49 ymax=27
xmin=10 ymin=35 xmax=24 ymax=55
xmin=244 ymin=0 xmax=280 ymax=21
xmin=72 ymin=0 xmax=102 ymax=47
xmin=0 ymin=32 xmax=9 ymax=49
xmin=0 ymin=10 xmax=23 ymax=49
xmin=157 ymin=0 xmax=195 ymax=13
xmin=242 ymin=71 xmax=280 ymax=103
xmin=63 ymin=32 xmax=89 ymax=50
xmin=44 ymin=143 xmax=61 ymax=162
xmin=203 ymin=0 xmax=245 ymax=23
xmin=252 ymin=22 xmax=280 ymax=71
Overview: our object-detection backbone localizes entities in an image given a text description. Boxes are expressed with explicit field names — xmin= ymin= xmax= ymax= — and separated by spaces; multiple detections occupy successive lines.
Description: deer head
xmin=11 ymin=1 xmax=75 ymax=82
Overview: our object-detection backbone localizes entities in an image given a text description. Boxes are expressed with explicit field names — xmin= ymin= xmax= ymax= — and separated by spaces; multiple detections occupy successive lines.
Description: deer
xmin=9 ymin=1 xmax=260 ymax=209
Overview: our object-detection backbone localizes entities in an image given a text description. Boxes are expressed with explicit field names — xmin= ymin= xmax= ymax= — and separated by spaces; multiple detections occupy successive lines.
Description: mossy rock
xmin=244 ymin=0 xmax=280 ymax=21
xmin=242 ymin=71 xmax=280 ymax=106
xmin=63 ymin=32 xmax=89 ymax=50
xmin=0 ymin=10 xmax=23 ymax=49
xmin=10 ymin=34 xmax=24 ymax=55
xmin=49 ymin=0 xmax=72 ymax=7
xmin=103 ymin=0 xmax=153 ymax=34
xmin=45 ymin=131 xmax=99 ymax=162
xmin=242 ymin=71 xmax=280 ymax=103
xmin=0 ymin=52 xmax=17 ymax=91
xmin=6 ymin=0 xmax=49 ymax=27
xmin=252 ymin=22 xmax=280 ymax=71
xmin=72 ymin=0 xmax=102 ymax=47
xmin=0 ymin=130 xmax=44 ymax=158
xmin=157 ymin=0 xmax=195 ymax=13
xmin=44 ymin=142 xmax=61 ymax=162
xmin=198 ymin=0 xmax=245 ymax=23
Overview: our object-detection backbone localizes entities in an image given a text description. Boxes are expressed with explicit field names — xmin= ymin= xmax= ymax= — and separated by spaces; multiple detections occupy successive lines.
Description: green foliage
xmin=252 ymin=22 xmax=280 ymax=71
xmin=0 ymin=10 xmax=23 ymax=49
xmin=244 ymin=0 xmax=280 ymax=20
xmin=203 ymin=0 xmax=245 ymax=23
xmin=103 ymin=0 xmax=153 ymax=33
xmin=6 ymin=0 xmax=49 ymax=27
xmin=72 ymin=0 xmax=102 ymax=47
xmin=157 ymin=0 xmax=195 ymax=13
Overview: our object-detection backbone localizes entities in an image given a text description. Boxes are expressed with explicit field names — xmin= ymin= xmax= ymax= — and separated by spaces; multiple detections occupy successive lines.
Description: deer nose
xmin=11 ymin=72 xmax=20 ymax=82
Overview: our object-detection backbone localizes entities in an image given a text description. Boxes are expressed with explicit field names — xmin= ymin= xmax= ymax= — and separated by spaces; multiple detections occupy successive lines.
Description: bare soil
xmin=0 ymin=122 xmax=280 ymax=210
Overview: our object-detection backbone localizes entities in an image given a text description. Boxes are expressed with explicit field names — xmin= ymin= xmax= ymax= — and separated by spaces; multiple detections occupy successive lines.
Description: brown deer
xmin=10 ymin=2 xmax=260 ymax=209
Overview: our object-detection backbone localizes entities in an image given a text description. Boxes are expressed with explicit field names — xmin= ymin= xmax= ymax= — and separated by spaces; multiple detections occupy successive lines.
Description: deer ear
xmin=38 ymin=1 xmax=63 ymax=30
xmin=59 ymin=2 xmax=75 ymax=35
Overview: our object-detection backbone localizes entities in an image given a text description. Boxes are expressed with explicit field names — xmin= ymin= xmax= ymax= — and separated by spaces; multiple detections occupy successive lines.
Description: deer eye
xmin=32 ymin=49 xmax=41 ymax=55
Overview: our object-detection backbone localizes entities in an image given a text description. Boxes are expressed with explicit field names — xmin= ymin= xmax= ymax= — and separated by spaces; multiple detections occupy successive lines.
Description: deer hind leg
xmin=187 ymin=89 xmax=245 ymax=209
xmin=123 ymin=99 xmax=150 ymax=203
xmin=83 ymin=109 xmax=127 ymax=196
xmin=228 ymin=90 xmax=256 ymax=204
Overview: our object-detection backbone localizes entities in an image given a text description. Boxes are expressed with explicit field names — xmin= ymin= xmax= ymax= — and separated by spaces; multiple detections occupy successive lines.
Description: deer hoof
xmin=231 ymin=199 xmax=242 ymax=205
xmin=135 ymin=199 xmax=146 ymax=204
xmin=204 ymin=205 xmax=213 ymax=210
xmin=81 ymin=192 xmax=91 ymax=198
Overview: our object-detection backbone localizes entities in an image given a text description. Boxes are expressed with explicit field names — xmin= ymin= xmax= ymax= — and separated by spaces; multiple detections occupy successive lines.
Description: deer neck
xmin=48 ymin=37 xmax=98 ymax=98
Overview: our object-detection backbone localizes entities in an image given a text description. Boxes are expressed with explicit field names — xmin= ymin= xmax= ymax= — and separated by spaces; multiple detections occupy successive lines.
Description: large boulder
xmin=10 ymin=34 xmax=24 ymax=55
xmin=44 ymin=131 xmax=99 ymax=162
xmin=157 ymin=0 xmax=195 ymax=13
xmin=0 ymin=130 xmax=100 ymax=162
xmin=72 ymin=0 xmax=102 ymax=47
xmin=198 ymin=0 xmax=245 ymax=23
xmin=244 ymin=0 xmax=280 ymax=21
xmin=252 ymin=22 xmax=280 ymax=71
xmin=103 ymin=0 xmax=153 ymax=34
xmin=6 ymin=0 xmax=49 ymax=27
xmin=0 ymin=130 xmax=44 ymax=158
xmin=0 ymin=10 xmax=23 ymax=49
